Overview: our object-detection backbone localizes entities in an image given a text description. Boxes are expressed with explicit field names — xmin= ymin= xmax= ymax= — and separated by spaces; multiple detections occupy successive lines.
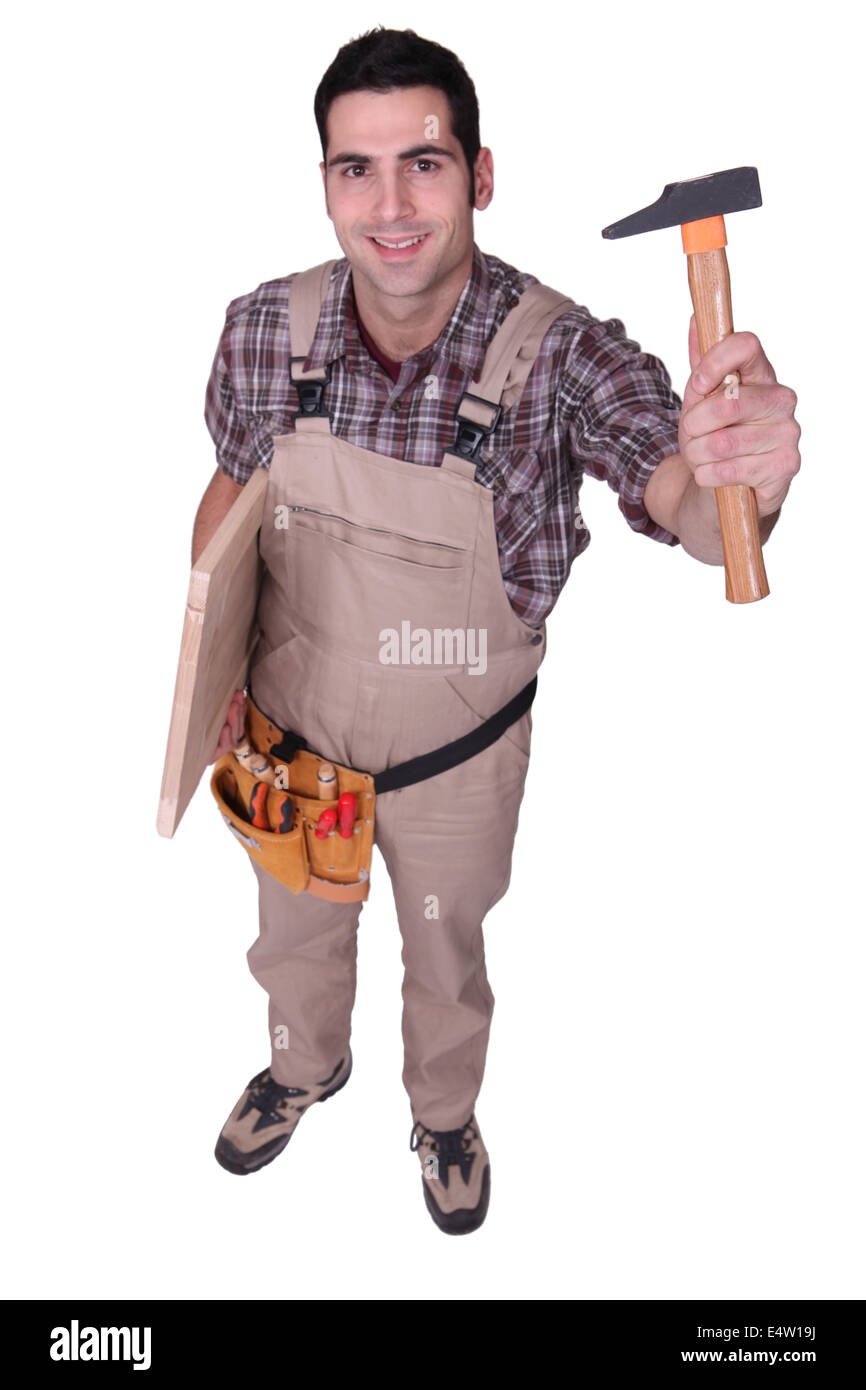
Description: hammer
xmin=602 ymin=166 xmax=767 ymax=604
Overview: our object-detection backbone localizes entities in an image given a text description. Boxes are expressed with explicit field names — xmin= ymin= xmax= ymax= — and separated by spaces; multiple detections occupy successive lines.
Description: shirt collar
xmin=302 ymin=241 xmax=494 ymax=381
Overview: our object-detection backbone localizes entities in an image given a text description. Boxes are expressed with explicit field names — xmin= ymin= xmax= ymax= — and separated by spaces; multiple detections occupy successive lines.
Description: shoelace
xmin=243 ymin=1071 xmax=308 ymax=1125
xmin=410 ymin=1118 xmax=477 ymax=1189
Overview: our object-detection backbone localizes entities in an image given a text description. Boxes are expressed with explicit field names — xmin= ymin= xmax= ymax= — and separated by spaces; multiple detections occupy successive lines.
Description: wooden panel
xmin=157 ymin=467 xmax=269 ymax=838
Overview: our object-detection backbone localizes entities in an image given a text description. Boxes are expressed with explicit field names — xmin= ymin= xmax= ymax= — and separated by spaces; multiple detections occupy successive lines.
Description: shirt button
xmin=391 ymin=399 xmax=402 ymax=411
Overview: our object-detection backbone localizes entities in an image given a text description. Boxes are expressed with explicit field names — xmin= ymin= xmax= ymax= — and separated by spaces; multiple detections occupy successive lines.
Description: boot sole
xmin=214 ymin=1051 xmax=353 ymax=1176
xmin=421 ymin=1161 xmax=491 ymax=1235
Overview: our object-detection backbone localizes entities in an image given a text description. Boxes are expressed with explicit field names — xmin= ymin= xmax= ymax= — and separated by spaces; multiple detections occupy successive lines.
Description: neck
xmin=351 ymin=246 xmax=473 ymax=361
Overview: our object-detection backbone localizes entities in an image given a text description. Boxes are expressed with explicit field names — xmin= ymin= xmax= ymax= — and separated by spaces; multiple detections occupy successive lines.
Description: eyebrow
xmin=326 ymin=144 xmax=459 ymax=170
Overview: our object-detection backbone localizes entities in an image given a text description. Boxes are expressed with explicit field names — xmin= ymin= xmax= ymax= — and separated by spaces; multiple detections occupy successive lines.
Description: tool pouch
xmin=210 ymin=701 xmax=375 ymax=902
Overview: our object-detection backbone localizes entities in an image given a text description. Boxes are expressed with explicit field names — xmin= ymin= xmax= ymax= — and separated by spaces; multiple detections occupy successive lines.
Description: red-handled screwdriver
xmin=338 ymin=792 xmax=356 ymax=838
xmin=315 ymin=807 xmax=338 ymax=840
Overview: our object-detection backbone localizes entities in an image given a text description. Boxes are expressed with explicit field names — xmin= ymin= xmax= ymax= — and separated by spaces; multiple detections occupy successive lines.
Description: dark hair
xmin=314 ymin=27 xmax=481 ymax=206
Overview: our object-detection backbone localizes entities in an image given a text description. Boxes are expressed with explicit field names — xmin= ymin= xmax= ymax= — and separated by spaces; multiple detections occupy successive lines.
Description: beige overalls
xmin=245 ymin=260 xmax=574 ymax=1131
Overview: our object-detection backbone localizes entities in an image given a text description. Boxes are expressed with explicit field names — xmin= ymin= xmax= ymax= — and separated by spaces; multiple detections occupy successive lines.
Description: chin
xmin=356 ymin=244 xmax=439 ymax=287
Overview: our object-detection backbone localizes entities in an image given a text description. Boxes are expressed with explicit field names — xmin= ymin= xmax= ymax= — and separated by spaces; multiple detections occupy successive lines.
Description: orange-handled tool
xmin=602 ymin=167 xmax=769 ymax=604
xmin=248 ymin=781 xmax=270 ymax=830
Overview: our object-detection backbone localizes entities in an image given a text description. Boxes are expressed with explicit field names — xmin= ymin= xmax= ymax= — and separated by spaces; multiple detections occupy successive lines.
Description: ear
xmin=473 ymin=147 xmax=494 ymax=211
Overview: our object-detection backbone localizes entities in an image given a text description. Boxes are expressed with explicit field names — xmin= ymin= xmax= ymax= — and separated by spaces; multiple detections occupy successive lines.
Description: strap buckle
xmin=452 ymin=392 xmax=502 ymax=460
xmin=268 ymin=727 xmax=310 ymax=762
xmin=289 ymin=358 xmax=332 ymax=419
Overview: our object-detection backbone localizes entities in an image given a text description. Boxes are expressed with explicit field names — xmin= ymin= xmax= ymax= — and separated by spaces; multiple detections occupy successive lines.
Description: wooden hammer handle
xmin=686 ymin=247 xmax=770 ymax=603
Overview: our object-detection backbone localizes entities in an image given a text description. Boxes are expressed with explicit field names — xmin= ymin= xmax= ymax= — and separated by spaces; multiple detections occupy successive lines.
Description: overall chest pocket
xmin=283 ymin=505 xmax=473 ymax=653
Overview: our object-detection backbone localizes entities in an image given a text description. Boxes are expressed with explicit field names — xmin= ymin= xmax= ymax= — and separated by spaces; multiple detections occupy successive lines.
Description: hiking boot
xmin=215 ymin=1050 xmax=352 ymax=1175
xmin=410 ymin=1113 xmax=491 ymax=1234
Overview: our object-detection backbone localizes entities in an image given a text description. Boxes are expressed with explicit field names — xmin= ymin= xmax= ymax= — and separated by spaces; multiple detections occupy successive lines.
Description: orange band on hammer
xmin=681 ymin=215 xmax=727 ymax=254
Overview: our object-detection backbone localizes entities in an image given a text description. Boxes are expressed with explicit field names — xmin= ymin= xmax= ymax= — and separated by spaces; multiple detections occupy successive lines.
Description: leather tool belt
xmin=211 ymin=696 xmax=376 ymax=904
xmin=211 ymin=677 xmax=537 ymax=902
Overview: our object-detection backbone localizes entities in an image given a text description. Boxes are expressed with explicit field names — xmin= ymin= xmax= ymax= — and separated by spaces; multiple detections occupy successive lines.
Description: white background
xmin=2 ymin=0 xmax=862 ymax=1301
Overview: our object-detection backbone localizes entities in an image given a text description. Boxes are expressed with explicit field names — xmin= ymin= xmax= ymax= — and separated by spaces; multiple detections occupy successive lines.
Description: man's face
xmin=319 ymin=85 xmax=493 ymax=301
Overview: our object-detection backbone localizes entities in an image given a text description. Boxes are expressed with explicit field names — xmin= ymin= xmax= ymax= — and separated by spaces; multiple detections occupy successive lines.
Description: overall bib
xmin=245 ymin=259 xmax=574 ymax=1130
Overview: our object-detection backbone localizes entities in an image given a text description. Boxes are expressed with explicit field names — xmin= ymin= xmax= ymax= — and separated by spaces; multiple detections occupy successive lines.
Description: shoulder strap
xmin=475 ymin=283 xmax=576 ymax=412
xmin=441 ymin=283 xmax=575 ymax=477
xmin=288 ymin=259 xmax=339 ymax=383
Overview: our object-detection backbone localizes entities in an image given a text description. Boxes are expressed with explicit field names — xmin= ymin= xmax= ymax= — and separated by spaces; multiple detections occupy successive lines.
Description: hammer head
xmin=601 ymin=166 xmax=761 ymax=239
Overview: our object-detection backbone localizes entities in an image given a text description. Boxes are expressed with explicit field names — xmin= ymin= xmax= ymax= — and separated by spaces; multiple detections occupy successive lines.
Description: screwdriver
xmin=248 ymin=781 xmax=270 ymax=830
xmin=273 ymin=793 xmax=294 ymax=833
xmin=338 ymin=792 xmax=356 ymax=838
xmin=315 ymin=807 xmax=338 ymax=839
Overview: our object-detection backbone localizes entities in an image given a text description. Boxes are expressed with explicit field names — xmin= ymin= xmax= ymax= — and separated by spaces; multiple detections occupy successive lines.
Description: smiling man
xmin=321 ymin=82 xmax=485 ymax=360
xmin=195 ymin=27 xmax=801 ymax=1235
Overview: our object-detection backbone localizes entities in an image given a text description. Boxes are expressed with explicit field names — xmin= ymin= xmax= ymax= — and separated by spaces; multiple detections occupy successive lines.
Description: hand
xmin=209 ymin=689 xmax=247 ymax=764
xmin=677 ymin=315 xmax=801 ymax=519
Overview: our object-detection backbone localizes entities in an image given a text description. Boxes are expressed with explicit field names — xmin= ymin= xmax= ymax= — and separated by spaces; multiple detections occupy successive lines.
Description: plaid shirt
xmin=204 ymin=242 xmax=682 ymax=625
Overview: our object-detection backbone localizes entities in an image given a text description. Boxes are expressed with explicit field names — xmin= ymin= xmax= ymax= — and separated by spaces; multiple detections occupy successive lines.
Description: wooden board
xmin=157 ymin=467 xmax=269 ymax=838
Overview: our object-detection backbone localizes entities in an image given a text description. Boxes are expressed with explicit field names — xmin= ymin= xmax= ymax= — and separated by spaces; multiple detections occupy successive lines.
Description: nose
xmin=369 ymin=166 xmax=416 ymax=228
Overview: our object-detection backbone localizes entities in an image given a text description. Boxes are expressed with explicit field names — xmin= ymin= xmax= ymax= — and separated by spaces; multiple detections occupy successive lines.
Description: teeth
xmin=372 ymin=235 xmax=426 ymax=249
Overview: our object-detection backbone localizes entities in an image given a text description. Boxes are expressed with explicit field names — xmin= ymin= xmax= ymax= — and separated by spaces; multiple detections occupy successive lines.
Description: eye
xmin=414 ymin=159 xmax=438 ymax=172
xmin=343 ymin=165 xmax=367 ymax=178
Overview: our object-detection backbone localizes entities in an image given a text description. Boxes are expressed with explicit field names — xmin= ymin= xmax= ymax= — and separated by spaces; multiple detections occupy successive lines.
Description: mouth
xmin=366 ymin=232 xmax=431 ymax=260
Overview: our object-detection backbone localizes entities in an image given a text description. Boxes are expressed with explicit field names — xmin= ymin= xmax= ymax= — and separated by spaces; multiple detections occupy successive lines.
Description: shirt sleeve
xmin=203 ymin=315 xmax=256 ymax=485
xmin=564 ymin=314 xmax=683 ymax=546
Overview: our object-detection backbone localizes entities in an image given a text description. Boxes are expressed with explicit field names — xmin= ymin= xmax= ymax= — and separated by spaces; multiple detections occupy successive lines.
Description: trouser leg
xmin=246 ymin=858 xmax=362 ymax=1087
xmin=374 ymin=730 xmax=530 ymax=1130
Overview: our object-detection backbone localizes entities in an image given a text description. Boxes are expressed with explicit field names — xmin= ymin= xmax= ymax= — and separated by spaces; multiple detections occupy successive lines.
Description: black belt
xmin=258 ymin=675 xmax=537 ymax=794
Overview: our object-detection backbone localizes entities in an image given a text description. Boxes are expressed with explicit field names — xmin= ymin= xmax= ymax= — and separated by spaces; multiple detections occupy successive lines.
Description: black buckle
xmin=268 ymin=727 xmax=309 ymax=762
xmin=452 ymin=392 xmax=502 ymax=460
xmin=290 ymin=358 xmax=332 ymax=419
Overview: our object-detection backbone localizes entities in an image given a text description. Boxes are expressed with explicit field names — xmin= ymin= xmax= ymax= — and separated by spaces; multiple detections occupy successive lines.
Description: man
xmin=194 ymin=27 xmax=801 ymax=1234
